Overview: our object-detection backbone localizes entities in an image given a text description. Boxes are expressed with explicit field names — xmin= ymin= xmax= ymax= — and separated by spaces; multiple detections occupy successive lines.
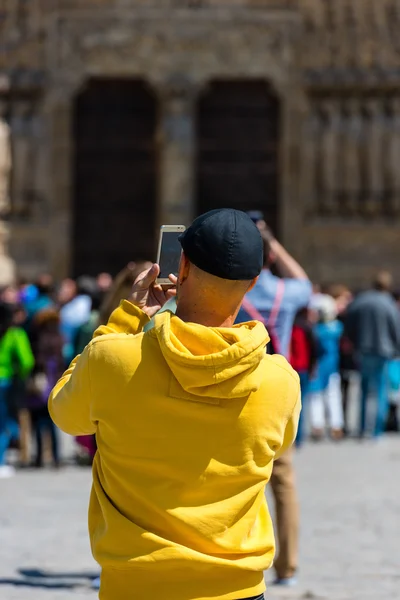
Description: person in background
xmin=11 ymin=302 xmax=32 ymax=466
xmin=0 ymin=285 xmax=19 ymax=305
xmin=99 ymin=262 xmax=152 ymax=325
xmin=24 ymin=274 xmax=54 ymax=327
xmin=290 ymin=307 xmax=318 ymax=447
xmin=74 ymin=285 xmax=102 ymax=465
xmin=0 ymin=302 xmax=34 ymax=478
xmin=386 ymin=290 xmax=400 ymax=433
xmin=386 ymin=357 xmax=400 ymax=432
xmin=74 ymin=286 xmax=102 ymax=356
xmin=27 ymin=309 xmax=64 ymax=468
xmin=308 ymin=295 xmax=344 ymax=440
xmin=237 ymin=214 xmax=312 ymax=587
xmin=96 ymin=272 xmax=113 ymax=304
xmin=59 ymin=277 xmax=93 ymax=364
xmin=329 ymin=284 xmax=357 ymax=436
xmin=345 ymin=271 xmax=400 ymax=438
xmin=393 ymin=290 xmax=400 ymax=310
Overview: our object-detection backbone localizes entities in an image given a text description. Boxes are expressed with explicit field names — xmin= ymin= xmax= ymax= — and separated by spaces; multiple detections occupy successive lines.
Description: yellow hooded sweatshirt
xmin=49 ymin=301 xmax=300 ymax=600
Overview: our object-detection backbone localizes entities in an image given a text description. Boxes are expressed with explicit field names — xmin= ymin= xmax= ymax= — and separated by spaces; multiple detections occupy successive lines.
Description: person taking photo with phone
xmin=49 ymin=209 xmax=300 ymax=600
xmin=237 ymin=214 xmax=312 ymax=587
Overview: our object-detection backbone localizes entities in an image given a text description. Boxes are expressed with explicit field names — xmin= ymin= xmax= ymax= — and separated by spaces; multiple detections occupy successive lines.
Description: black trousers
xmin=30 ymin=405 xmax=60 ymax=466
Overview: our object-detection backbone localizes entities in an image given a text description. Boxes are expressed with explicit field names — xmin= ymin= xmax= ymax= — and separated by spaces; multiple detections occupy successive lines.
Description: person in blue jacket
xmin=308 ymin=295 xmax=344 ymax=440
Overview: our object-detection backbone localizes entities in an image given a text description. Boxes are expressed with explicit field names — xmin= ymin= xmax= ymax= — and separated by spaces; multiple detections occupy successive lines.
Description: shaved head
xmin=176 ymin=254 xmax=257 ymax=328
xmin=190 ymin=263 xmax=252 ymax=299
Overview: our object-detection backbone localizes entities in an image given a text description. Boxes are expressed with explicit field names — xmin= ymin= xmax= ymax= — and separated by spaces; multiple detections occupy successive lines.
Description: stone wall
xmin=302 ymin=223 xmax=400 ymax=288
xmin=300 ymin=95 xmax=400 ymax=219
xmin=0 ymin=0 xmax=399 ymax=284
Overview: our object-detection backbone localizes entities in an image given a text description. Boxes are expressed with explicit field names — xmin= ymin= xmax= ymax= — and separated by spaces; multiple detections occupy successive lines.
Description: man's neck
xmin=175 ymin=306 xmax=236 ymax=328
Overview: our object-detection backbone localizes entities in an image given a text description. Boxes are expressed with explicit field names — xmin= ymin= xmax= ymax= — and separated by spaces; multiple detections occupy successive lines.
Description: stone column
xmin=342 ymin=98 xmax=363 ymax=214
xmin=10 ymin=99 xmax=34 ymax=217
xmin=387 ymin=98 xmax=400 ymax=214
xmin=30 ymin=103 xmax=50 ymax=219
xmin=278 ymin=83 xmax=305 ymax=260
xmin=364 ymin=98 xmax=385 ymax=215
xmin=46 ymin=94 xmax=74 ymax=278
xmin=157 ymin=78 xmax=197 ymax=227
xmin=0 ymin=99 xmax=15 ymax=285
xmin=320 ymin=99 xmax=341 ymax=214
xmin=0 ymin=99 xmax=11 ymax=216
xmin=300 ymin=99 xmax=321 ymax=215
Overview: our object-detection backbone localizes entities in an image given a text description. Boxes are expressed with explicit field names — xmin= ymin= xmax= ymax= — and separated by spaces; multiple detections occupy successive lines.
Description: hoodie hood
xmin=153 ymin=311 xmax=269 ymax=399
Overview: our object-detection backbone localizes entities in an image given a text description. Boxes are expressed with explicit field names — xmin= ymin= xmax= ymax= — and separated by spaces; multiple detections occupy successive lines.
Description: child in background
xmin=308 ymin=295 xmax=344 ymax=440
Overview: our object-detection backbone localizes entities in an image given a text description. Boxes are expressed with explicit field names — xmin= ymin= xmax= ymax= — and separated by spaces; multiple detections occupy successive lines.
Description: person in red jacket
xmin=290 ymin=307 xmax=318 ymax=447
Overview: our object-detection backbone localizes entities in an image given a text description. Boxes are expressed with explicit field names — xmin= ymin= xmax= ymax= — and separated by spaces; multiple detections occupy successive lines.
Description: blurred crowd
xmin=290 ymin=275 xmax=400 ymax=447
xmin=0 ymin=261 xmax=151 ymax=477
xmin=0 ymin=260 xmax=399 ymax=478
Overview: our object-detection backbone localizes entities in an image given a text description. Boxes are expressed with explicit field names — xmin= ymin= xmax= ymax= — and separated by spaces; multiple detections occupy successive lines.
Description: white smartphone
xmin=156 ymin=225 xmax=186 ymax=285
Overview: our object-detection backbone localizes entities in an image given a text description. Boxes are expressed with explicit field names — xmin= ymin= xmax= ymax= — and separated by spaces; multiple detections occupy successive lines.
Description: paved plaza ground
xmin=1 ymin=436 xmax=399 ymax=600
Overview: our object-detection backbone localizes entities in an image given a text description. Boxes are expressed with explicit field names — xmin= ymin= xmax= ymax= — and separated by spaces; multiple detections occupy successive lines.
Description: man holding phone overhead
xmin=237 ymin=213 xmax=312 ymax=587
xmin=49 ymin=208 xmax=300 ymax=600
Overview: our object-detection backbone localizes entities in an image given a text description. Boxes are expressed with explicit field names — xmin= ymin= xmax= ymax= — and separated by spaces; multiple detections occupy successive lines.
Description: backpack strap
xmin=241 ymin=297 xmax=267 ymax=325
xmin=267 ymin=279 xmax=285 ymax=329
xmin=241 ymin=279 xmax=285 ymax=354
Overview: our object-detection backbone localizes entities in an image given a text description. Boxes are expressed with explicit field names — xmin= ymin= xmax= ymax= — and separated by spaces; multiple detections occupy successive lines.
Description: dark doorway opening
xmin=73 ymin=79 xmax=157 ymax=276
xmin=196 ymin=80 xmax=280 ymax=233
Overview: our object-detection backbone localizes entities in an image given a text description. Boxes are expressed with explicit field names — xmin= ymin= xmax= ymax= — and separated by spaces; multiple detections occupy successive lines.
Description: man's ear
xmin=247 ymin=276 xmax=259 ymax=293
xmin=178 ymin=252 xmax=191 ymax=285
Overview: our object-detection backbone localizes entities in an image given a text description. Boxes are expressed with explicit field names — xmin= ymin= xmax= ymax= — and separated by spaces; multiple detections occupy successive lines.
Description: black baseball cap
xmin=178 ymin=208 xmax=263 ymax=280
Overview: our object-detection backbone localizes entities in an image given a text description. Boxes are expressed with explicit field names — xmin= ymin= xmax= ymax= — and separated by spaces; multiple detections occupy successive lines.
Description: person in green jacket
xmin=0 ymin=302 xmax=34 ymax=478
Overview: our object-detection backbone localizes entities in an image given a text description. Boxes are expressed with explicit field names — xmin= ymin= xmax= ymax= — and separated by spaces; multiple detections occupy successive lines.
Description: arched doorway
xmin=73 ymin=79 xmax=157 ymax=276
xmin=196 ymin=80 xmax=280 ymax=233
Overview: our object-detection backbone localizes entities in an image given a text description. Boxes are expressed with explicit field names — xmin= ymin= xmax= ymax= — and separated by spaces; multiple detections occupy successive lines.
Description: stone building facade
xmin=0 ymin=0 xmax=400 ymax=285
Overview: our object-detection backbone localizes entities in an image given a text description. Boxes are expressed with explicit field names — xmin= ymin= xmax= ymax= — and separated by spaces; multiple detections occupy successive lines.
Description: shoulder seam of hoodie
xmin=266 ymin=355 xmax=299 ymax=384
xmin=89 ymin=332 xmax=145 ymax=347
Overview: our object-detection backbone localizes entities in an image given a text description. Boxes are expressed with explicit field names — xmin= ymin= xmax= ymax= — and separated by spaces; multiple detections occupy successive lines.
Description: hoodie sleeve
xmin=48 ymin=344 xmax=95 ymax=436
xmin=49 ymin=301 xmax=150 ymax=435
xmin=275 ymin=384 xmax=301 ymax=460
xmin=93 ymin=300 xmax=150 ymax=338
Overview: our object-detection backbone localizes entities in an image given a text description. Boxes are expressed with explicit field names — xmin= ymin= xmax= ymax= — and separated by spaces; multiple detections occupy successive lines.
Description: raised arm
xmin=49 ymin=264 xmax=177 ymax=434
xmin=269 ymin=239 xmax=309 ymax=281
xmin=275 ymin=377 xmax=301 ymax=459
xmin=257 ymin=221 xmax=309 ymax=281
xmin=48 ymin=344 xmax=95 ymax=436
xmin=94 ymin=264 xmax=176 ymax=338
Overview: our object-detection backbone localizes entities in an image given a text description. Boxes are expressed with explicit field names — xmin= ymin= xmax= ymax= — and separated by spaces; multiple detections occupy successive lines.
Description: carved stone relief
xmin=386 ymin=98 xmax=400 ymax=213
xmin=303 ymin=94 xmax=400 ymax=218
xmin=342 ymin=98 xmax=363 ymax=214
xmin=319 ymin=100 xmax=341 ymax=214
xmin=10 ymin=101 xmax=35 ymax=217
xmin=364 ymin=99 xmax=385 ymax=215
xmin=300 ymin=100 xmax=321 ymax=214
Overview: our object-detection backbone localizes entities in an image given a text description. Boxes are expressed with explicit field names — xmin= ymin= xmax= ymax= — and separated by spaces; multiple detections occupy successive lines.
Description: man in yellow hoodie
xmin=49 ymin=208 xmax=301 ymax=600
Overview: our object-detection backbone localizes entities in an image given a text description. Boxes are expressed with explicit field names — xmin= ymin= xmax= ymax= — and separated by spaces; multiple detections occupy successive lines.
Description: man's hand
xmin=128 ymin=264 xmax=177 ymax=318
